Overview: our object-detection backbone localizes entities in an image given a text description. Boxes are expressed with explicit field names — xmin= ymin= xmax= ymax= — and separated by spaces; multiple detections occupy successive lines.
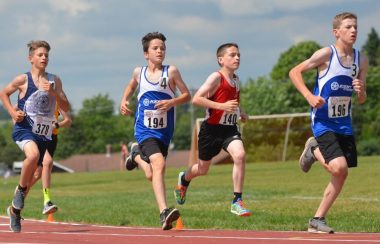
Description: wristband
xmin=55 ymin=122 xmax=60 ymax=129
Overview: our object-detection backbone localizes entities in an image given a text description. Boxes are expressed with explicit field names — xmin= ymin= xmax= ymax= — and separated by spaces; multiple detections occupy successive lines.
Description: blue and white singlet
xmin=134 ymin=65 xmax=175 ymax=146
xmin=12 ymin=72 xmax=57 ymax=142
xmin=311 ymin=45 xmax=360 ymax=137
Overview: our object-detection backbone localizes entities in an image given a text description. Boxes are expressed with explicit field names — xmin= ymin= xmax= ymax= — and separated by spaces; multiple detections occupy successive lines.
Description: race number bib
xmin=144 ymin=110 xmax=167 ymax=129
xmin=219 ymin=109 xmax=240 ymax=125
xmin=328 ymin=96 xmax=351 ymax=118
xmin=32 ymin=116 xmax=53 ymax=137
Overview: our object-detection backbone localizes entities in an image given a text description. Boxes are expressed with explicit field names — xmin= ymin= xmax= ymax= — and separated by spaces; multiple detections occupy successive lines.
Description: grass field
xmin=1 ymin=156 xmax=380 ymax=232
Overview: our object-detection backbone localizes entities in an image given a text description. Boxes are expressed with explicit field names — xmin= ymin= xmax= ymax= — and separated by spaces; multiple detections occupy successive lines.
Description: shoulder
xmin=13 ymin=74 xmax=28 ymax=86
xmin=167 ymin=65 xmax=181 ymax=75
xmin=208 ymin=71 xmax=222 ymax=82
xmin=359 ymin=53 xmax=369 ymax=65
xmin=132 ymin=66 xmax=143 ymax=76
xmin=312 ymin=46 xmax=332 ymax=60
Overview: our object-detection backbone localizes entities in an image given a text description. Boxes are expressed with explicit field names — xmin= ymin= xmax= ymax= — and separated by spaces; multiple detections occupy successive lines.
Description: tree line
xmin=1 ymin=28 xmax=380 ymax=165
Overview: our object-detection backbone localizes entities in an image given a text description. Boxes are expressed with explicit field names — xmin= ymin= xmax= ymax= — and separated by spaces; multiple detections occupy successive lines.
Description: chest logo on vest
xmin=331 ymin=82 xmax=339 ymax=91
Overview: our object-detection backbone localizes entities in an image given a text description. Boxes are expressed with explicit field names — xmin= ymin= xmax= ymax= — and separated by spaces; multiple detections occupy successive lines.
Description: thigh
xmin=198 ymin=122 xmax=223 ymax=161
xmin=46 ymin=134 xmax=58 ymax=158
xmin=337 ymin=134 xmax=357 ymax=168
xmin=316 ymin=132 xmax=344 ymax=164
xmin=222 ymin=126 xmax=242 ymax=151
xmin=140 ymin=138 xmax=169 ymax=159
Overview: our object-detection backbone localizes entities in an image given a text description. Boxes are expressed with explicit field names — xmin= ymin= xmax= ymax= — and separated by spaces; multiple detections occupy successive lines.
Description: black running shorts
xmin=315 ymin=131 xmax=357 ymax=168
xmin=198 ymin=121 xmax=242 ymax=161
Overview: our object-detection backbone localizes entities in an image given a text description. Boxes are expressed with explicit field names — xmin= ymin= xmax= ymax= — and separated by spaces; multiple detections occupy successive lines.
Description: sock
xmin=313 ymin=217 xmax=325 ymax=220
xmin=181 ymin=173 xmax=190 ymax=187
xmin=18 ymin=185 xmax=27 ymax=192
xmin=233 ymin=192 xmax=242 ymax=203
xmin=12 ymin=207 xmax=21 ymax=215
xmin=43 ymin=188 xmax=51 ymax=204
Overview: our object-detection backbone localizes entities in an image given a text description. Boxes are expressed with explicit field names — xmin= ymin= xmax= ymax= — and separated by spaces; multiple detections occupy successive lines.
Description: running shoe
xmin=12 ymin=187 xmax=25 ymax=210
xmin=160 ymin=208 xmax=180 ymax=230
xmin=42 ymin=201 xmax=58 ymax=215
xmin=299 ymin=137 xmax=318 ymax=173
xmin=231 ymin=198 xmax=251 ymax=217
xmin=7 ymin=206 xmax=23 ymax=233
xmin=125 ymin=142 xmax=139 ymax=171
xmin=174 ymin=171 xmax=187 ymax=205
xmin=308 ymin=217 xmax=334 ymax=234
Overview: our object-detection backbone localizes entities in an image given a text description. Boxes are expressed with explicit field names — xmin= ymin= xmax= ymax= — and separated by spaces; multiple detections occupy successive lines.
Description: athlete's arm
xmin=353 ymin=55 xmax=368 ymax=104
xmin=0 ymin=74 xmax=27 ymax=122
xmin=120 ymin=67 xmax=140 ymax=116
xmin=192 ymin=72 xmax=238 ymax=113
xmin=57 ymin=108 xmax=72 ymax=128
xmin=155 ymin=66 xmax=191 ymax=111
xmin=52 ymin=76 xmax=70 ymax=112
xmin=289 ymin=47 xmax=331 ymax=109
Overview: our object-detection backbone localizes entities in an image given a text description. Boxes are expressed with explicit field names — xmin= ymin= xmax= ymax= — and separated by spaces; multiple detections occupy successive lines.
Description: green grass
xmin=1 ymin=156 xmax=380 ymax=232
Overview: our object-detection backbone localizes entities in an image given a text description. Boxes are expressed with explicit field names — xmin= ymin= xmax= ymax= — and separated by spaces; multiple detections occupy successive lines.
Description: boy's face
xmin=218 ymin=46 xmax=240 ymax=70
xmin=29 ymin=47 xmax=49 ymax=69
xmin=144 ymin=38 xmax=166 ymax=64
xmin=333 ymin=18 xmax=357 ymax=45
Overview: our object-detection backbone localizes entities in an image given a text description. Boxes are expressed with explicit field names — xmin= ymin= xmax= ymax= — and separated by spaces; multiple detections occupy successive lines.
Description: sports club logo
xmin=143 ymin=98 xmax=150 ymax=106
xmin=331 ymin=82 xmax=339 ymax=91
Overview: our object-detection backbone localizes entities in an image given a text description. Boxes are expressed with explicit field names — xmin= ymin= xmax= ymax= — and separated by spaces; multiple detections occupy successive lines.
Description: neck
xmin=30 ymin=67 xmax=46 ymax=77
xmin=335 ymin=42 xmax=354 ymax=56
xmin=219 ymin=68 xmax=236 ymax=80
xmin=147 ymin=61 xmax=163 ymax=72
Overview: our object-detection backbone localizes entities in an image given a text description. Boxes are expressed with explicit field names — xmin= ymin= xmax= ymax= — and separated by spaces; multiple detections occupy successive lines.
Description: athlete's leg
xmin=226 ymin=140 xmax=246 ymax=193
xmin=149 ymin=153 xmax=168 ymax=212
xmin=20 ymin=141 xmax=41 ymax=190
xmin=314 ymin=156 xmax=348 ymax=218
xmin=135 ymin=155 xmax=153 ymax=180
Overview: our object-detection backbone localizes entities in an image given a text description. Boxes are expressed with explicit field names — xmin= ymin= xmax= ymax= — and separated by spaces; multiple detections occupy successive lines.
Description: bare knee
xmin=198 ymin=164 xmax=210 ymax=176
xmin=145 ymin=171 xmax=153 ymax=181
xmin=331 ymin=166 xmax=348 ymax=179
xmin=232 ymin=151 xmax=246 ymax=165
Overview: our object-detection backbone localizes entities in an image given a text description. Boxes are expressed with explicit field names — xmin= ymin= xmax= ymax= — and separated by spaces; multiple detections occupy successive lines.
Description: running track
xmin=1 ymin=216 xmax=379 ymax=243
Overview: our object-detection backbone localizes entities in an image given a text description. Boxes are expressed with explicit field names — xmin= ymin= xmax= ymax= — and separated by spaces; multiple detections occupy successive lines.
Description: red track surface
xmin=1 ymin=216 xmax=379 ymax=244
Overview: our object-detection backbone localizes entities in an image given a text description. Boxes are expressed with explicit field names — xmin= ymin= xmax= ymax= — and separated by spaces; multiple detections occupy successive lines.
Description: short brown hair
xmin=216 ymin=42 xmax=239 ymax=66
xmin=333 ymin=12 xmax=357 ymax=29
xmin=27 ymin=40 xmax=51 ymax=55
xmin=141 ymin=32 xmax=166 ymax=52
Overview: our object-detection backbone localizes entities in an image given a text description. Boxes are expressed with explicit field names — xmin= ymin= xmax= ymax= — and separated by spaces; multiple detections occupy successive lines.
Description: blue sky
xmin=0 ymin=0 xmax=379 ymax=112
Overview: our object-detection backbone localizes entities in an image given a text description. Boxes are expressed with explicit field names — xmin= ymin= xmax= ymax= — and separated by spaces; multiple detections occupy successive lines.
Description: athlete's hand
xmin=305 ymin=94 xmax=325 ymax=109
xmin=155 ymin=99 xmax=174 ymax=111
xmin=11 ymin=108 xmax=25 ymax=123
xmin=352 ymin=78 xmax=365 ymax=94
xmin=221 ymin=99 xmax=239 ymax=112
xmin=120 ymin=101 xmax=133 ymax=116
xmin=39 ymin=80 xmax=56 ymax=95
xmin=240 ymin=112 xmax=248 ymax=123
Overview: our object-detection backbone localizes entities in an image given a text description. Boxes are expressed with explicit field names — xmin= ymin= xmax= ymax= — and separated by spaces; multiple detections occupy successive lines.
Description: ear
xmin=218 ymin=56 xmax=223 ymax=65
xmin=332 ymin=28 xmax=339 ymax=38
xmin=143 ymin=52 xmax=149 ymax=60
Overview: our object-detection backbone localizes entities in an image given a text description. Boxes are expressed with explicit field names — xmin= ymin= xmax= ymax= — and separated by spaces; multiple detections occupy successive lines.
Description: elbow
xmin=289 ymin=68 xmax=295 ymax=80
xmin=191 ymin=97 xmax=199 ymax=106
xmin=66 ymin=118 xmax=73 ymax=128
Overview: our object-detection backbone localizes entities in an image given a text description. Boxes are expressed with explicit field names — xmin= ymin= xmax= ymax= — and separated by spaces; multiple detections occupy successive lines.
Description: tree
xmin=0 ymin=122 xmax=23 ymax=166
xmin=361 ymin=27 xmax=380 ymax=66
xmin=55 ymin=94 xmax=135 ymax=158
xmin=270 ymin=41 xmax=321 ymax=82
xmin=0 ymin=105 xmax=10 ymax=120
